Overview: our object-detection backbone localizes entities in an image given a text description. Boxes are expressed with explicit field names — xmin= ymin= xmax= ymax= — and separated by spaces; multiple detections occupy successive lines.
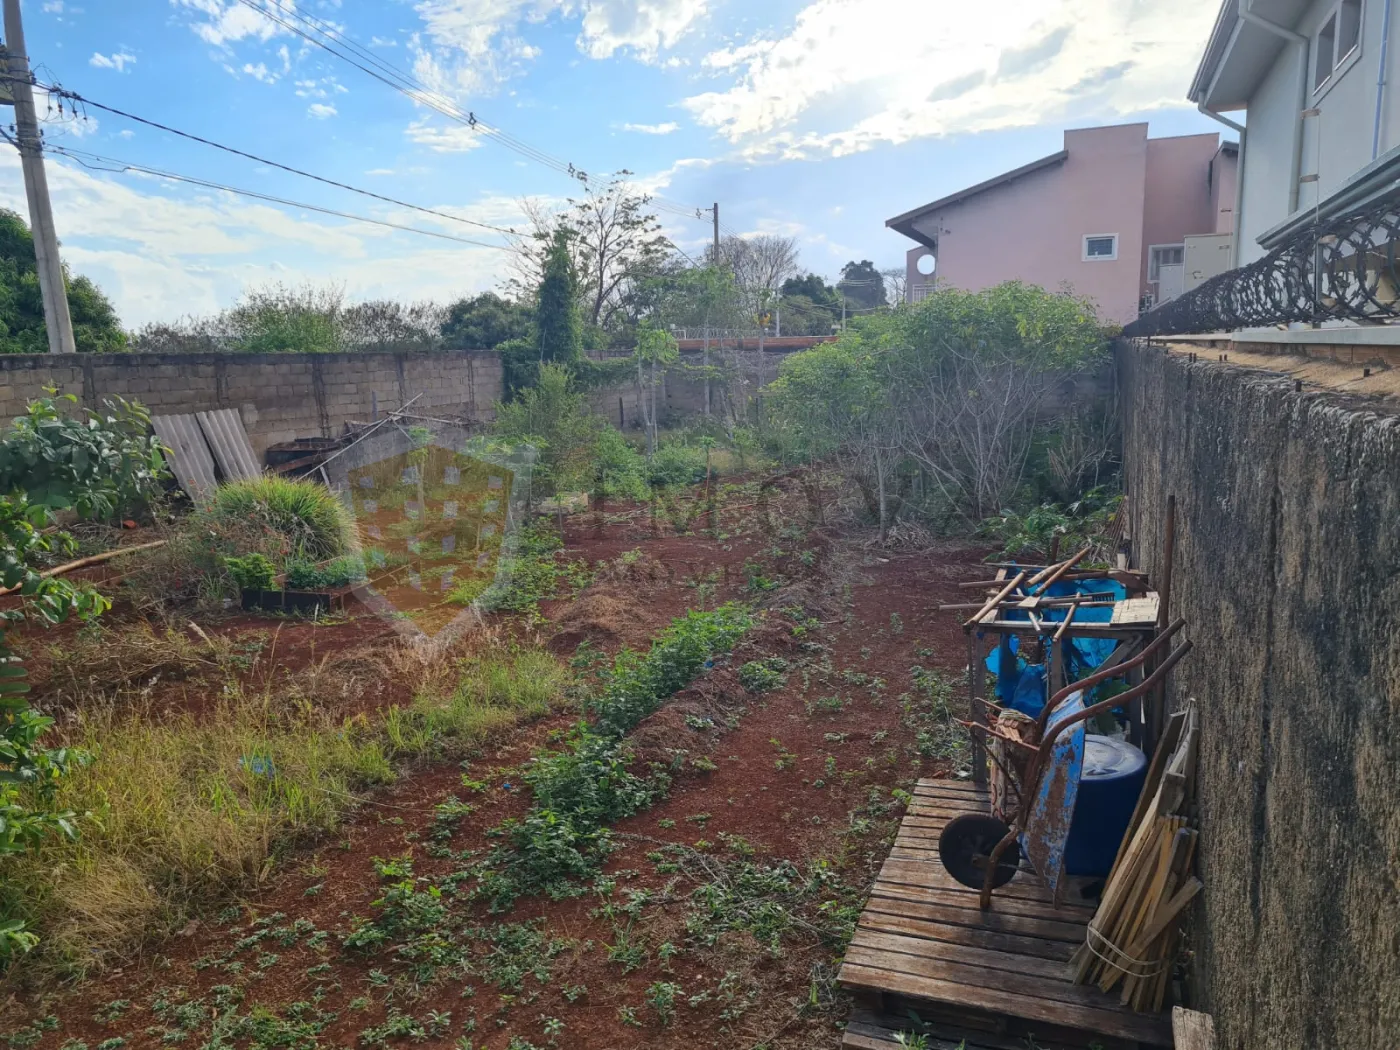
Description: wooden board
xmin=1109 ymin=595 xmax=1160 ymax=626
xmin=839 ymin=778 xmax=1173 ymax=1048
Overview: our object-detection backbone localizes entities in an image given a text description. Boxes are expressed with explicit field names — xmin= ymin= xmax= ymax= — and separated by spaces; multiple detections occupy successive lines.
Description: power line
xmin=18 ymin=76 xmax=517 ymax=237
xmin=45 ymin=144 xmax=513 ymax=251
xmin=232 ymin=0 xmax=714 ymax=223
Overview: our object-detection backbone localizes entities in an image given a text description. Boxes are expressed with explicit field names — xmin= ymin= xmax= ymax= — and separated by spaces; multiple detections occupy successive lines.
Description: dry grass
xmin=3 ymin=634 xmax=573 ymax=979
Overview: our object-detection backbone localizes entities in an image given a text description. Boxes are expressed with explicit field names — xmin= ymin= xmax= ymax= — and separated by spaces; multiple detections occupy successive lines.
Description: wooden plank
xmin=850 ymin=928 xmax=1072 ymax=982
xmin=838 ymin=963 xmax=1172 ymax=1046
xmin=1110 ymin=595 xmax=1160 ymax=626
xmin=856 ymin=910 xmax=1076 ymax=963
xmin=1172 ymin=1008 xmax=1216 ymax=1050
xmin=881 ymin=850 xmax=1096 ymax=912
xmin=843 ymin=944 xmax=1121 ymax=1010
xmin=871 ymin=876 xmax=1093 ymax=924
xmin=862 ymin=893 xmax=1087 ymax=943
xmin=843 ymin=1011 xmax=1049 ymax=1050
xmin=877 ymin=862 xmax=1091 ymax=916
xmin=913 ymin=779 xmax=985 ymax=796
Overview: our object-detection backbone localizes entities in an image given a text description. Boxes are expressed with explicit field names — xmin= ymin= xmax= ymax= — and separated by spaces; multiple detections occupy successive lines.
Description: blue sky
xmin=4 ymin=0 xmax=1228 ymax=327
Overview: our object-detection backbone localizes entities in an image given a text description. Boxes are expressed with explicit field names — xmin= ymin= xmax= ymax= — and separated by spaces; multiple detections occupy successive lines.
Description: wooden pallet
xmin=838 ymin=779 xmax=1173 ymax=1048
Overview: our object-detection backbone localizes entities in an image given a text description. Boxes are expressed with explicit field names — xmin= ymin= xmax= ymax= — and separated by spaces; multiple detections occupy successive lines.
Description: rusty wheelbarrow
xmin=938 ymin=620 xmax=1192 ymax=909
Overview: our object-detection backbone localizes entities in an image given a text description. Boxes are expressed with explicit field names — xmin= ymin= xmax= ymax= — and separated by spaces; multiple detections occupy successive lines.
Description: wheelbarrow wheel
xmin=938 ymin=813 xmax=1022 ymax=890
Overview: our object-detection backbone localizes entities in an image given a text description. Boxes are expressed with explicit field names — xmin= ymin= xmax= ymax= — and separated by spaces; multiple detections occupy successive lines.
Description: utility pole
xmin=3 ymin=0 xmax=74 ymax=354
xmin=711 ymin=202 xmax=719 ymax=265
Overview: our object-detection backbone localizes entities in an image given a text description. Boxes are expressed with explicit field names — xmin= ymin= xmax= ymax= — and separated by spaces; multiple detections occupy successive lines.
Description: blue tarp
xmin=984 ymin=574 xmax=1128 ymax=718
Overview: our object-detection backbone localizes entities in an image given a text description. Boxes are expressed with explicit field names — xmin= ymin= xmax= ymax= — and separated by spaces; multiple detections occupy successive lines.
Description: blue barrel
xmin=1063 ymin=735 xmax=1147 ymax=877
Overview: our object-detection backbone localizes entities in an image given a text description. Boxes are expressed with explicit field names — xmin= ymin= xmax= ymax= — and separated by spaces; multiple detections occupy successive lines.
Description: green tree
xmin=493 ymin=362 xmax=603 ymax=494
xmin=440 ymin=292 xmax=532 ymax=350
xmin=634 ymin=324 xmax=678 ymax=456
xmin=779 ymin=273 xmax=841 ymax=335
xmin=769 ymin=281 xmax=1106 ymax=524
xmin=839 ymin=260 xmax=886 ymax=312
xmin=226 ymin=283 xmax=344 ymax=354
xmin=534 ymin=230 xmax=583 ymax=367
xmin=0 ymin=209 xmax=125 ymax=354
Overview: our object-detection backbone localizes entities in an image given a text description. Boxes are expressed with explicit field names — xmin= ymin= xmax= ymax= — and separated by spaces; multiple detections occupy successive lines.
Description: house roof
xmin=886 ymin=149 xmax=1069 ymax=249
xmin=1190 ymin=0 xmax=1310 ymax=111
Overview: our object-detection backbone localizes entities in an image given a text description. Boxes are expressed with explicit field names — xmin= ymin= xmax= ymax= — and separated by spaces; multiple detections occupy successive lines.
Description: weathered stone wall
xmin=0 ymin=350 xmax=505 ymax=457
xmin=1118 ymin=341 xmax=1400 ymax=1050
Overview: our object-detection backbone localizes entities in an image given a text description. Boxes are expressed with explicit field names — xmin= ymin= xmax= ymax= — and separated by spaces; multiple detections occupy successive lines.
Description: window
xmin=1083 ymin=234 xmax=1118 ymax=261
xmin=1149 ymin=245 xmax=1184 ymax=281
xmin=1314 ymin=0 xmax=1362 ymax=93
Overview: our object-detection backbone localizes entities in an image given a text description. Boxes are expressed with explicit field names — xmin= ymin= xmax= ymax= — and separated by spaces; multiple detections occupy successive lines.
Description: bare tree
xmin=714 ymin=234 xmax=801 ymax=320
xmin=881 ymin=267 xmax=908 ymax=306
xmin=507 ymin=174 xmax=669 ymax=330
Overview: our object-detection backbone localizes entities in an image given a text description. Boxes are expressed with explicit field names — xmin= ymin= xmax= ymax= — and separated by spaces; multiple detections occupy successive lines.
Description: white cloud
xmin=172 ymin=0 xmax=283 ymax=48
xmin=621 ymin=121 xmax=679 ymax=135
xmin=405 ymin=116 xmax=484 ymax=152
xmin=118 ymin=129 xmax=136 ymax=139
xmin=295 ymin=76 xmax=346 ymax=99
xmin=370 ymin=35 xmax=399 ymax=47
xmin=307 ymin=103 xmax=338 ymax=119
xmin=0 ymin=149 xmax=507 ymax=327
xmin=43 ymin=1 xmax=64 ymax=12
xmin=408 ymin=0 xmax=707 ymax=100
xmin=366 ymin=168 xmax=397 ymax=176
xmin=89 ymin=51 xmax=136 ymax=72
xmin=683 ymin=0 xmax=1219 ymax=159
xmin=242 ymin=61 xmax=277 ymax=83
xmin=576 ymin=0 xmax=707 ymax=59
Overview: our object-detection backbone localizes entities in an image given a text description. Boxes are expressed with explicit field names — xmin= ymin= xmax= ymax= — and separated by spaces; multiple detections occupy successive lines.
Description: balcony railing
xmin=1124 ymin=186 xmax=1400 ymax=337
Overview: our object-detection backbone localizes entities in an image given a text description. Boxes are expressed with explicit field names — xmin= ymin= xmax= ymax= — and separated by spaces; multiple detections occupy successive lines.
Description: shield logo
xmin=323 ymin=422 xmax=535 ymax=648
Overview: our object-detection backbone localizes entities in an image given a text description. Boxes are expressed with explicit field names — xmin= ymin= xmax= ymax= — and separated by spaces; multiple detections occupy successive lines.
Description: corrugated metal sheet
xmin=152 ymin=413 xmax=217 ymax=501
xmin=197 ymin=408 xmax=261 ymax=481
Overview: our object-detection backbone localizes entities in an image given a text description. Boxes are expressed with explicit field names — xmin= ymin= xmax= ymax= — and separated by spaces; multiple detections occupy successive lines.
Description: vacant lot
xmin=1 ymin=477 xmax=986 ymax=1050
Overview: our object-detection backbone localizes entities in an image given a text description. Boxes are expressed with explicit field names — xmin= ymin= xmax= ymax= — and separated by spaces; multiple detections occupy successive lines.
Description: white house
xmin=1191 ymin=0 xmax=1400 ymax=264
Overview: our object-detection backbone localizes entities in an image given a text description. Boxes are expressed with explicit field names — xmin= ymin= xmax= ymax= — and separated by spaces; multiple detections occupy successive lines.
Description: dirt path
xmin=2 ymin=507 xmax=989 ymax=1050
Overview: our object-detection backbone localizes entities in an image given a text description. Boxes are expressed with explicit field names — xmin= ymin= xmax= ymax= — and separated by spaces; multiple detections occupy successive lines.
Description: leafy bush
xmin=976 ymin=488 xmax=1122 ymax=559
xmin=590 ymin=604 xmax=752 ymax=738
xmin=0 ymin=392 xmax=165 ymax=518
xmin=209 ymin=477 xmax=351 ymax=560
xmin=645 ymin=442 xmax=707 ymax=488
xmin=283 ymin=555 xmax=365 ymax=591
xmin=468 ymin=604 xmax=752 ymax=910
xmin=223 ymin=553 xmax=276 ymax=591
xmin=739 ymin=658 xmax=788 ymax=694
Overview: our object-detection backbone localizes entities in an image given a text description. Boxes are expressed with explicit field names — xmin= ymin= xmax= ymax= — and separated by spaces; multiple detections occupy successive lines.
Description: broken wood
xmin=962 ymin=570 xmax=1026 ymax=629
xmin=0 ymin=540 xmax=167 ymax=597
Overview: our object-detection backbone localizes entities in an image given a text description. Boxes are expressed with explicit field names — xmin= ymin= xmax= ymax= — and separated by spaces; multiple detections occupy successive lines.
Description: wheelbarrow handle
xmin=1034 ymin=617 xmax=1187 ymax=735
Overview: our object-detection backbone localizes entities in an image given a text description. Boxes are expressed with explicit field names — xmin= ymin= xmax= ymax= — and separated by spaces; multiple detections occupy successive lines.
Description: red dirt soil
xmin=1 ymin=497 xmax=992 ymax=1050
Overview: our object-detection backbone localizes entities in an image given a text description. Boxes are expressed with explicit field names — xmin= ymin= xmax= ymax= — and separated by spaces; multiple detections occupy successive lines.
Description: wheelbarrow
xmin=938 ymin=620 xmax=1192 ymax=909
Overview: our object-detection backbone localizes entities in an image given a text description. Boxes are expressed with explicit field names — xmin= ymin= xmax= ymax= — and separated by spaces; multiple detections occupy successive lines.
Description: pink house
xmin=887 ymin=124 xmax=1238 ymax=324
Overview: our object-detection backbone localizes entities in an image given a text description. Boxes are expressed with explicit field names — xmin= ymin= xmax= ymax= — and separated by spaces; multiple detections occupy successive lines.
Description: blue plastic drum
xmin=1063 ymin=734 xmax=1147 ymax=878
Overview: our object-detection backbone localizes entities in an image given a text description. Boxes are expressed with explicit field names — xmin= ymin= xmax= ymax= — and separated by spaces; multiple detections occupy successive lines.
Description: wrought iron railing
xmin=1124 ymin=187 xmax=1400 ymax=337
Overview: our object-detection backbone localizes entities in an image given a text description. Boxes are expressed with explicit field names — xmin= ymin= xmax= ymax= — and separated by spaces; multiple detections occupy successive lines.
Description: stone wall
xmin=1118 ymin=341 xmax=1400 ymax=1050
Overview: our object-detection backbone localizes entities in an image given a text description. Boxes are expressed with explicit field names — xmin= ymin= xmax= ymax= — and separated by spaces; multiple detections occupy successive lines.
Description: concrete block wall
xmin=0 ymin=350 xmax=504 ymax=458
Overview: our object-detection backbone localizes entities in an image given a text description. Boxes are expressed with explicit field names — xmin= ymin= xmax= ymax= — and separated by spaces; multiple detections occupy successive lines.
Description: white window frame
xmin=1083 ymin=234 xmax=1119 ymax=262
xmin=1312 ymin=0 xmax=1363 ymax=99
xmin=1148 ymin=243 xmax=1185 ymax=282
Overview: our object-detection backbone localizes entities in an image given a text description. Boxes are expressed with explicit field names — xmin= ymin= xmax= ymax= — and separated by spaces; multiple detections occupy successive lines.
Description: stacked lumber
xmin=1072 ymin=700 xmax=1201 ymax=1011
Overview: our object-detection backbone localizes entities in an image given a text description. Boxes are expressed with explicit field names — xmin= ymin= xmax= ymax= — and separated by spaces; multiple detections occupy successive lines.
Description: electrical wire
xmin=17 ymin=76 xmax=517 ymax=237
xmin=231 ymin=0 xmax=717 ymax=224
xmin=45 ymin=144 xmax=513 ymax=251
